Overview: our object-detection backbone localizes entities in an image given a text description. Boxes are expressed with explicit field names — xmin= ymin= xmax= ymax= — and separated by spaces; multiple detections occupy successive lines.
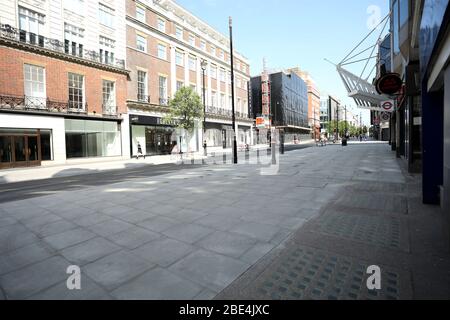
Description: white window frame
xmin=136 ymin=35 xmax=147 ymax=52
xmin=157 ymin=43 xmax=167 ymax=60
xmin=159 ymin=76 xmax=168 ymax=103
xmin=176 ymin=80 xmax=184 ymax=92
xmin=188 ymin=55 xmax=197 ymax=71
xmin=200 ymin=40 xmax=206 ymax=51
xmin=175 ymin=26 xmax=183 ymax=40
xmin=68 ymin=72 xmax=85 ymax=110
xmin=137 ymin=70 xmax=148 ymax=101
xmin=102 ymin=80 xmax=116 ymax=112
xmin=210 ymin=65 xmax=217 ymax=79
xmin=64 ymin=0 xmax=85 ymax=14
xmin=188 ymin=34 xmax=195 ymax=46
xmin=18 ymin=6 xmax=45 ymax=44
xmin=23 ymin=64 xmax=46 ymax=107
xmin=157 ymin=18 xmax=166 ymax=32
xmin=136 ymin=5 xmax=145 ymax=23
xmin=99 ymin=3 xmax=114 ymax=29
xmin=219 ymin=68 xmax=226 ymax=82
xmin=211 ymin=91 xmax=217 ymax=107
xmin=175 ymin=50 xmax=184 ymax=66
xmin=99 ymin=35 xmax=115 ymax=64
xmin=64 ymin=23 xmax=84 ymax=57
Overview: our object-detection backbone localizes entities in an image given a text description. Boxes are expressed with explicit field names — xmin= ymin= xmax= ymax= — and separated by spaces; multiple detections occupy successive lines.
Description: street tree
xmin=164 ymin=87 xmax=204 ymax=153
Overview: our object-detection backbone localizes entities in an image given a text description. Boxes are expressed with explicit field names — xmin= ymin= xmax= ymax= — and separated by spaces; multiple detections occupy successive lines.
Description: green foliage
xmin=326 ymin=120 xmax=365 ymax=136
xmin=164 ymin=87 xmax=204 ymax=133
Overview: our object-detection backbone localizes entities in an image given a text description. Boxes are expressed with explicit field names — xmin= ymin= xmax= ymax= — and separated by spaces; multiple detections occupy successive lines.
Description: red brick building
xmin=126 ymin=0 xmax=253 ymax=156
xmin=0 ymin=1 xmax=129 ymax=169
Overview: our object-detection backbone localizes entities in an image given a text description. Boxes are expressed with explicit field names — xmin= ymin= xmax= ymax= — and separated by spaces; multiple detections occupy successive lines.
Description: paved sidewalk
xmin=217 ymin=144 xmax=450 ymax=300
xmin=0 ymin=143 xmax=448 ymax=300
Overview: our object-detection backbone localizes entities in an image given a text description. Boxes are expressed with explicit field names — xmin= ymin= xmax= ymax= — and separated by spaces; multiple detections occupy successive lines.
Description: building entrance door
xmin=0 ymin=132 xmax=42 ymax=169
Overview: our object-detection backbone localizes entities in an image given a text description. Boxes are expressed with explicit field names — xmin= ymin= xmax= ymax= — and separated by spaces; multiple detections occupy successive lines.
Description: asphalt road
xmin=0 ymin=143 xmax=313 ymax=204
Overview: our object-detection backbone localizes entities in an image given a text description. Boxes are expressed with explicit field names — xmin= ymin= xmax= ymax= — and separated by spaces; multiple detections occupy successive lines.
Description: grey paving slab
xmin=42 ymin=228 xmax=97 ymax=251
xmin=29 ymin=276 xmax=112 ymax=300
xmin=0 ymin=242 xmax=55 ymax=276
xmin=169 ymin=249 xmax=251 ymax=292
xmin=61 ymin=237 xmax=121 ymax=266
xmin=29 ymin=219 xmax=79 ymax=238
xmin=84 ymin=250 xmax=155 ymax=291
xmin=53 ymin=206 xmax=97 ymax=220
xmin=0 ymin=256 xmax=69 ymax=299
xmin=81 ymin=200 xmax=117 ymax=211
xmin=0 ymin=223 xmax=40 ymax=254
xmin=50 ymin=202 xmax=82 ymax=214
xmin=132 ymin=237 xmax=196 ymax=267
xmin=165 ymin=208 xmax=210 ymax=223
xmin=0 ymin=217 xmax=16 ymax=228
xmin=139 ymin=216 xmax=182 ymax=233
xmin=99 ymin=205 xmax=135 ymax=218
xmin=21 ymin=213 xmax=62 ymax=229
xmin=195 ymin=214 xmax=242 ymax=232
xmin=139 ymin=202 xmax=179 ymax=216
xmin=2 ymin=206 xmax=50 ymax=220
xmin=88 ymin=219 xmax=135 ymax=237
xmin=230 ymin=221 xmax=282 ymax=242
xmin=73 ymin=213 xmax=111 ymax=228
xmin=196 ymin=231 xmax=258 ymax=259
xmin=105 ymin=226 xmax=162 ymax=250
xmin=111 ymin=268 xmax=202 ymax=300
xmin=117 ymin=211 xmax=157 ymax=224
xmin=162 ymin=223 xmax=215 ymax=244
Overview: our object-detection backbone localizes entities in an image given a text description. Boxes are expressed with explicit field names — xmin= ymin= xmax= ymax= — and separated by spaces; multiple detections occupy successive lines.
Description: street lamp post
xmin=336 ymin=104 xmax=339 ymax=142
xmin=229 ymin=17 xmax=238 ymax=164
xmin=201 ymin=59 xmax=207 ymax=156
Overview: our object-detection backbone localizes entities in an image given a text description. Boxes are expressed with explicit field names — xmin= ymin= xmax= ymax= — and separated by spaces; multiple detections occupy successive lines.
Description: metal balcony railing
xmin=0 ymin=24 xmax=125 ymax=69
xmin=0 ymin=94 xmax=92 ymax=114
xmin=68 ymin=101 xmax=88 ymax=113
xmin=102 ymin=104 xmax=118 ymax=116
xmin=159 ymin=98 xmax=169 ymax=106
xmin=205 ymin=106 xmax=250 ymax=119
xmin=137 ymin=94 xmax=151 ymax=103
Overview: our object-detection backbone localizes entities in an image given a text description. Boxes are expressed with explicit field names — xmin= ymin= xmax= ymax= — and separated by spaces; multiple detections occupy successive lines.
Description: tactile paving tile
xmin=312 ymin=213 xmax=407 ymax=251
xmin=253 ymin=246 xmax=410 ymax=300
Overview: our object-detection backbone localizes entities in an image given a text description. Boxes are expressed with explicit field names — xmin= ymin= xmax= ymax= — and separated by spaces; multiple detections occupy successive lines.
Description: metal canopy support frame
xmin=331 ymin=11 xmax=392 ymax=109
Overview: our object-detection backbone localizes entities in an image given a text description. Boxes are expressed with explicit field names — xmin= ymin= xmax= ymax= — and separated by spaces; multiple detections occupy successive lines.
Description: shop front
xmin=205 ymin=123 xmax=233 ymax=148
xmin=65 ymin=119 xmax=122 ymax=159
xmin=0 ymin=129 xmax=44 ymax=169
xmin=0 ymin=113 xmax=65 ymax=169
xmin=130 ymin=115 xmax=178 ymax=157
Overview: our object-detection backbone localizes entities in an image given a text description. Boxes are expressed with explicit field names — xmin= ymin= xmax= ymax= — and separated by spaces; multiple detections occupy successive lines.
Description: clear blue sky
xmin=176 ymin=0 xmax=390 ymax=125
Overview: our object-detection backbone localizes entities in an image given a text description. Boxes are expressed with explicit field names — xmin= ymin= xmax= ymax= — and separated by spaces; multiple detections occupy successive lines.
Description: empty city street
xmin=1 ymin=143 xmax=448 ymax=300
